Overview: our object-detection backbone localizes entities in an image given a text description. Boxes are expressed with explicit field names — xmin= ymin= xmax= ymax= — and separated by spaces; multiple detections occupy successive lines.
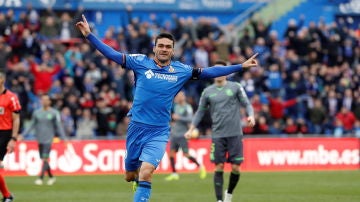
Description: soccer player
xmin=165 ymin=91 xmax=206 ymax=181
xmin=0 ymin=71 xmax=21 ymax=202
xmin=185 ymin=60 xmax=255 ymax=202
xmin=22 ymin=94 xmax=66 ymax=186
xmin=76 ymin=15 xmax=258 ymax=202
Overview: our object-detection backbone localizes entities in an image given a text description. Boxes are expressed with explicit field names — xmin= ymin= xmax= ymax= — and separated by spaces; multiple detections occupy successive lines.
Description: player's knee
xmin=231 ymin=164 xmax=240 ymax=172
xmin=139 ymin=163 xmax=155 ymax=181
xmin=215 ymin=163 xmax=224 ymax=171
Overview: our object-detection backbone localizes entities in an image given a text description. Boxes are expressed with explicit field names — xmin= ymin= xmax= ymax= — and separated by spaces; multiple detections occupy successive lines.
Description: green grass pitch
xmin=6 ymin=170 xmax=360 ymax=202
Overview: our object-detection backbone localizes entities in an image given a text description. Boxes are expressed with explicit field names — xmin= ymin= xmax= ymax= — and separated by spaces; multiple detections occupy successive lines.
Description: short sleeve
xmin=9 ymin=94 xmax=21 ymax=112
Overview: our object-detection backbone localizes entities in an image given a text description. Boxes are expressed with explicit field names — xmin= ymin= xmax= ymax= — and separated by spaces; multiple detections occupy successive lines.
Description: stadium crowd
xmin=0 ymin=6 xmax=360 ymax=139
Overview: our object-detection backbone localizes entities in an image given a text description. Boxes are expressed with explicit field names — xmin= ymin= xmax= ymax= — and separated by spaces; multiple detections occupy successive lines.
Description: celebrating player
xmin=185 ymin=60 xmax=255 ymax=202
xmin=76 ymin=15 xmax=258 ymax=202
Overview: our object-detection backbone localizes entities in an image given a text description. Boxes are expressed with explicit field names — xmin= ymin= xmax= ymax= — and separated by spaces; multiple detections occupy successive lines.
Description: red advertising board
xmin=3 ymin=138 xmax=359 ymax=176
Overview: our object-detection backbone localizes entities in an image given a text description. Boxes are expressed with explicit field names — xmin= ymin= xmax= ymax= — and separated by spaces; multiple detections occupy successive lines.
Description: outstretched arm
xmin=76 ymin=15 xmax=125 ymax=65
xmin=198 ymin=53 xmax=258 ymax=79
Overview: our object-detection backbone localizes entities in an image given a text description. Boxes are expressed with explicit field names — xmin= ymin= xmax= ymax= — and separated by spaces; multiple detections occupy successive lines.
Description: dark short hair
xmin=155 ymin=33 xmax=175 ymax=47
xmin=214 ymin=59 xmax=227 ymax=66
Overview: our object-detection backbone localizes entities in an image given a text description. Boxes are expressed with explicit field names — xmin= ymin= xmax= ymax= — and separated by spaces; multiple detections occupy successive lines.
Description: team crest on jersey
xmin=226 ymin=89 xmax=234 ymax=96
xmin=169 ymin=66 xmax=175 ymax=73
xmin=0 ymin=107 xmax=4 ymax=115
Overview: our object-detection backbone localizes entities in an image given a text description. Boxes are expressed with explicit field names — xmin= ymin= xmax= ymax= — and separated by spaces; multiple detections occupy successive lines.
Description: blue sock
xmin=134 ymin=181 xmax=152 ymax=202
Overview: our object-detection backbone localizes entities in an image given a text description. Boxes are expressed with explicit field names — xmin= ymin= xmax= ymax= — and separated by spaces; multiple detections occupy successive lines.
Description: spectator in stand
xmin=250 ymin=15 xmax=272 ymax=40
xmin=94 ymin=98 xmax=111 ymax=137
xmin=284 ymin=70 xmax=307 ymax=119
xmin=333 ymin=118 xmax=344 ymax=137
xmin=353 ymin=95 xmax=360 ymax=121
xmin=323 ymin=90 xmax=341 ymax=118
xmin=20 ymin=29 xmax=41 ymax=59
xmin=28 ymin=51 xmax=62 ymax=95
xmin=79 ymin=92 xmax=95 ymax=109
xmin=341 ymin=88 xmax=354 ymax=111
xmin=335 ymin=106 xmax=356 ymax=135
xmin=296 ymin=118 xmax=308 ymax=135
xmin=60 ymin=106 xmax=75 ymax=138
xmin=39 ymin=15 xmax=59 ymax=40
xmin=282 ymin=117 xmax=298 ymax=135
xmin=102 ymin=28 xmax=120 ymax=50
xmin=76 ymin=109 xmax=97 ymax=140
xmin=269 ymin=120 xmax=283 ymax=135
xmin=64 ymin=44 xmax=82 ymax=77
xmin=307 ymin=98 xmax=327 ymax=134
xmin=254 ymin=115 xmax=269 ymax=134
xmin=354 ymin=120 xmax=360 ymax=138
xmin=240 ymin=71 xmax=255 ymax=98
xmin=265 ymin=63 xmax=283 ymax=97
xmin=267 ymin=93 xmax=297 ymax=120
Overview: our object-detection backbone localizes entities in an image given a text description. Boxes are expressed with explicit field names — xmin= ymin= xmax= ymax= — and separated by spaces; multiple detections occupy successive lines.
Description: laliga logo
xmin=145 ymin=70 xmax=155 ymax=79
xmin=40 ymin=0 xmax=56 ymax=7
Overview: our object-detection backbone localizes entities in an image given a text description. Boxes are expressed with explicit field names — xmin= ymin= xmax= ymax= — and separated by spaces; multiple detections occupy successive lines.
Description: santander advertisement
xmin=3 ymin=138 xmax=359 ymax=176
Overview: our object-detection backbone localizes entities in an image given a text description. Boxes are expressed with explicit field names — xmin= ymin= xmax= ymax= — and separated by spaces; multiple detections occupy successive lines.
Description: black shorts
xmin=170 ymin=136 xmax=189 ymax=153
xmin=38 ymin=143 xmax=52 ymax=159
xmin=210 ymin=136 xmax=243 ymax=165
xmin=0 ymin=130 xmax=11 ymax=161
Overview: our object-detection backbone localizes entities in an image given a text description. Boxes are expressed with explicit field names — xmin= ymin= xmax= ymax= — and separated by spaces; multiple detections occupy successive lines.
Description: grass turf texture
xmin=6 ymin=170 xmax=360 ymax=202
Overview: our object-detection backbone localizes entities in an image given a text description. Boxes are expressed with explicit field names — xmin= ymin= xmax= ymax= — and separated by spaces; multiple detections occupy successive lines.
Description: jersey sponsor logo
xmin=144 ymin=70 xmax=178 ymax=82
xmin=145 ymin=70 xmax=155 ymax=79
xmin=0 ymin=107 xmax=4 ymax=115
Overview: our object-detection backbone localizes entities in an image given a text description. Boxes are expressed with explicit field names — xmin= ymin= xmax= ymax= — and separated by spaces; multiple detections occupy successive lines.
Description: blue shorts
xmin=125 ymin=121 xmax=170 ymax=171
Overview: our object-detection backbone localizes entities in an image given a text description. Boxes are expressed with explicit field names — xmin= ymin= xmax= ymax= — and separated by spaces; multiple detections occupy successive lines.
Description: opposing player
xmin=165 ymin=91 xmax=206 ymax=181
xmin=185 ymin=60 xmax=255 ymax=202
xmin=76 ymin=15 xmax=258 ymax=202
xmin=22 ymin=94 xmax=66 ymax=186
xmin=0 ymin=71 xmax=21 ymax=202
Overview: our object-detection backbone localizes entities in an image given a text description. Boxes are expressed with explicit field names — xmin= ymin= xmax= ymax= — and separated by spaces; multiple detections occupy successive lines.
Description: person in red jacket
xmin=0 ymin=71 xmax=21 ymax=202
xmin=268 ymin=94 xmax=297 ymax=120
xmin=28 ymin=51 xmax=61 ymax=95
xmin=335 ymin=106 xmax=356 ymax=134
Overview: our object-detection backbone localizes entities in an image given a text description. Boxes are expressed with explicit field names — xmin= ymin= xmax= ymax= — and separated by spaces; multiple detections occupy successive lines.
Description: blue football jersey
xmin=125 ymin=54 xmax=193 ymax=126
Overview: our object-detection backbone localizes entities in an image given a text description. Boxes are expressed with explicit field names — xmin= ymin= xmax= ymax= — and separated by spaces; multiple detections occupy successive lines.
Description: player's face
xmin=175 ymin=91 xmax=185 ymax=103
xmin=153 ymin=38 xmax=174 ymax=63
xmin=41 ymin=96 xmax=51 ymax=108
xmin=214 ymin=76 xmax=227 ymax=83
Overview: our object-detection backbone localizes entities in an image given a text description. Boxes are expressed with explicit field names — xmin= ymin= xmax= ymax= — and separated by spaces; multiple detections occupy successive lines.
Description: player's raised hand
xmin=75 ymin=14 xmax=91 ymax=37
xmin=242 ymin=53 xmax=258 ymax=69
